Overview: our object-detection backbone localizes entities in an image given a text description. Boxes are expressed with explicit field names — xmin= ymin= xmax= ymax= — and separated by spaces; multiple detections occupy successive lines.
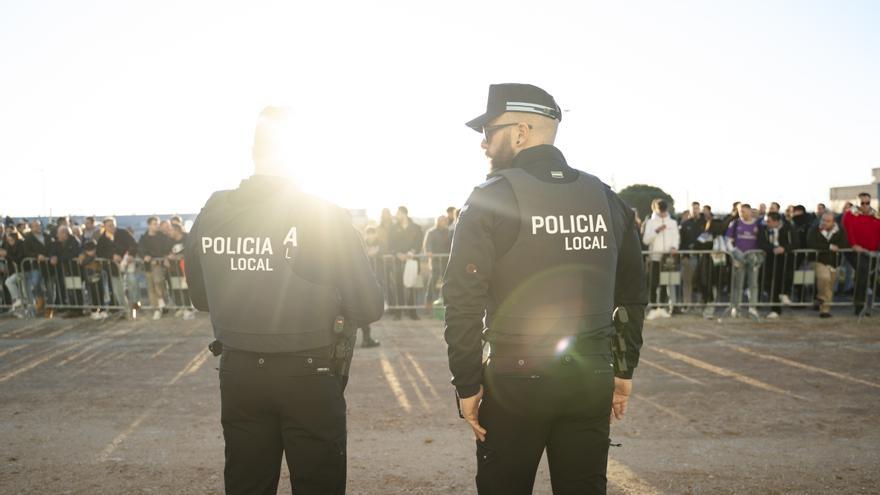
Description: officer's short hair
xmin=656 ymin=200 xmax=668 ymax=213
xmin=767 ymin=212 xmax=782 ymax=222
xmin=793 ymin=205 xmax=806 ymax=214
xmin=397 ymin=206 xmax=408 ymax=215
xmin=859 ymin=192 xmax=871 ymax=200
xmin=170 ymin=215 xmax=182 ymax=225
xmin=147 ymin=216 xmax=159 ymax=225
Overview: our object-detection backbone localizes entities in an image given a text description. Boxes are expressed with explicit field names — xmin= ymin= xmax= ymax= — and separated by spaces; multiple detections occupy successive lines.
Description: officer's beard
xmin=488 ymin=140 xmax=516 ymax=173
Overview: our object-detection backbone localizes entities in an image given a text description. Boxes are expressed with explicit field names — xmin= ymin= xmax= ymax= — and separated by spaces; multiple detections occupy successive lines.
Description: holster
xmin=330 ymin=316 xmax=357 ymax=390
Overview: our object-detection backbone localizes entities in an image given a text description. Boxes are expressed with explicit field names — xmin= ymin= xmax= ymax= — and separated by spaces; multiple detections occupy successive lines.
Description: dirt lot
xmin=0 ymin=310 xmax=878 ymax=494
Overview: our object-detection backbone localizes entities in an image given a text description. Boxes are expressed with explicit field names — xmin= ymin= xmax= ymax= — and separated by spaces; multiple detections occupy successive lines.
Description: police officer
xmin=444 ymin=84 xmax=647 ymax=494
xmin=185 ymin=107 xmax=384 ymax=495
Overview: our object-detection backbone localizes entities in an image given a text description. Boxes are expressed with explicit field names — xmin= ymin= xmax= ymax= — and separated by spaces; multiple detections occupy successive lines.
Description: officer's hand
xmin=773 ymin=247 xmax=785 ymax=255
xmin=460 ymin=386 xmax=487 ymax=442
xmin=611 ymin=378 xmax=632 ymax=423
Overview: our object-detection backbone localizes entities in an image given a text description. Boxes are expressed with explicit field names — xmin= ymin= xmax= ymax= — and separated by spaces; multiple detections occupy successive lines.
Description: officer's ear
xmin=513 ymin=122 xmax=531 ymax=147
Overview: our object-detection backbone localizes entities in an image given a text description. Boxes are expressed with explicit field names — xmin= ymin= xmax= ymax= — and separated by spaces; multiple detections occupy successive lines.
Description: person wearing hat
xmin=184 ymin=106 xmax=384 ymax=495
xmin=444 ymin=83 xmax=647 ymax=494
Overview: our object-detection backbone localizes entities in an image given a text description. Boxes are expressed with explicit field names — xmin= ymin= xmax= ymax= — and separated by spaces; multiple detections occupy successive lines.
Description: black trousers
xmin=219 ymin=349 xmax=347 ymax=495
xmin=476 ymin=351 xmax=614 ymax=495
xmin=852 ymin=253 xmax=876 ymax=313
xmin=649 ymin=260 xmax=669 ymax=305
xmin=763 ymin=254 xmax=793 ymax=314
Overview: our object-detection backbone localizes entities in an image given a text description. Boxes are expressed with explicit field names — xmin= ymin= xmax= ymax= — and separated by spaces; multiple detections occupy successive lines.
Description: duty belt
xmin=220 ymin=346 xmax=335 ymax=376
xmin=488 ymin=337 xmax=612 ymax=375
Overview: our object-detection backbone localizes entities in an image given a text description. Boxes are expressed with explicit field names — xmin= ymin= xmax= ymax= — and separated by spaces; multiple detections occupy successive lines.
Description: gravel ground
xmin=0 ymin=310 xmax=878 ymax=494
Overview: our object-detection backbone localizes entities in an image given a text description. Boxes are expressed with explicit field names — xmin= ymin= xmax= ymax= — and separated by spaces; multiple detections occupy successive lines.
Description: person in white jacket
xmin=642 ymin=200 xmax=679 ymax=320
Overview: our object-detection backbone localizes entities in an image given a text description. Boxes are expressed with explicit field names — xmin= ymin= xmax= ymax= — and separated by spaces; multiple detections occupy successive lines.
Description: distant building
xmin=830 ymin=168 xmax=880 ymax=212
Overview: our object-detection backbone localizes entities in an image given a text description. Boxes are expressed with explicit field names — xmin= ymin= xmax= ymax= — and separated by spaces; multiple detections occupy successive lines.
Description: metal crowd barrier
xmin=379 ymin=249 xmax=875 ymax=320
xmin=643 ymin=248 xmax=876 ymax=318
xmin=4 ymin=248 xmax=874 ymax=320
xmin=5 ymin=256 xmax=195 ymax=319
xmin=376 ymin=253 xmax=449 ymax=315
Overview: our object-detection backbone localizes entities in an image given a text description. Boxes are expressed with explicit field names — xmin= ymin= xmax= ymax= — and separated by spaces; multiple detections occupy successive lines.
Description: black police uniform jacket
xmin=184 ymin=175 xmax=384 ymax=354
xmin=443 ymin=145 xmax=647 ymax=398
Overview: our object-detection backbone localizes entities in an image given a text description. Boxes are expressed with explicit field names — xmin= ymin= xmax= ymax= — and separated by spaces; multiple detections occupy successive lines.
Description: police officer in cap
xmin=444 ymin=84 xmax=647 ymax=494
xmin=185 ymin=107 xmax=384 ymax=494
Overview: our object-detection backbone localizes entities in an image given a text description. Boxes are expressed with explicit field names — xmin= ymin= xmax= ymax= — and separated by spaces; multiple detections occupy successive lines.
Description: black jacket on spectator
xmin=1 ymin=240 xmax=25 ymax=274
xmin=693 ymin=218 xmax=723 ymax=250
xmin=807 ymin=224 xmax=850 ymax=266
xmin=790 ymin=214 xmax=812 ymax=250
xmin=390 ymin=220 xmax=423 ymax=255
xmin=679 ymin=217 xmax=703 ymax=251
xmin=423 ymin=227 xmax=451 ymax=255
xmin=138 ymin=231 xmax=172 ymax=259
xmin=97 ymin=229 xmax=138 ymax=277
xmin=758 ymin=221 xmax=798 ymax=253
xmin=23 ymin=232 xmax=53 ymax=259
xmin=97 ymin=229 xmax=138 ymax=260
xmin=51 ymin=237 xmax=82 ymax=263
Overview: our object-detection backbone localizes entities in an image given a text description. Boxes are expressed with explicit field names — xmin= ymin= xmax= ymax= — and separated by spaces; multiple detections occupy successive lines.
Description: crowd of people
xmin=2 ymin=192 xmax=876 ymax=323
xmin=362 ymin=206 xmax=457 ymax=316
xmin=636 ymin=193 xmax=879 ymax=320
xmin=0 ymin=215 xmax=191 ymax=320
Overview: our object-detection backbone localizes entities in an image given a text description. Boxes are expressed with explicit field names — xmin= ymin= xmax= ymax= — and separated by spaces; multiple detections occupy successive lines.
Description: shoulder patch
xmin=476 ymin=175 xmax=504 ymax=190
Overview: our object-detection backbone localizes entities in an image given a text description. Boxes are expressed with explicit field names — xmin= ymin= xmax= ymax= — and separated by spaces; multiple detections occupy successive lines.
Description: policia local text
xmin=531 ymin=213 xmax=609 ymax=251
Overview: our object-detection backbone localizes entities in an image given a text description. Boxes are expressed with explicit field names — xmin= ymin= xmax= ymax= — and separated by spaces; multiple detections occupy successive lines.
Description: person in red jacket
xmin=841 ymin=192 xmax=880 ymax=315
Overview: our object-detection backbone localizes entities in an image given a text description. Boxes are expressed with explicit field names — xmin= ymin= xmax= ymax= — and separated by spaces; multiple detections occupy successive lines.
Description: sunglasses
xmin=482 ymin=122 xmax=532 ymax=142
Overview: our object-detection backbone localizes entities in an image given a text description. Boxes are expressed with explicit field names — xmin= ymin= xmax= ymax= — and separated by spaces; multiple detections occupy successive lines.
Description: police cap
xmin=466 ymin=83 xmax=562 ymax=132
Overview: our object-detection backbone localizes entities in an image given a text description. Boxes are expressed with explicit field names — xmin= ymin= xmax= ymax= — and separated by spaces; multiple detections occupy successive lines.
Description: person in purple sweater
xmin=725 ymin=204 xmax=765 ymax=319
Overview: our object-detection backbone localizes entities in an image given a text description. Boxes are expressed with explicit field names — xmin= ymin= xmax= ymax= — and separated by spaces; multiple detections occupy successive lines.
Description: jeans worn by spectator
xmin=4 ymin=273 xmax=24 ymax=304
xmin=730 ymin=251 xmax=764 ymax=314
xmin=425 ymin=255 xmax=447 ymax=306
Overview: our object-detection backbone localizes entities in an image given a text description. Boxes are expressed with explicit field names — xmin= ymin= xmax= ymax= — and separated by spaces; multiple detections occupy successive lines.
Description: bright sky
xmin=2 ymin=1 xmax=878 ymax=220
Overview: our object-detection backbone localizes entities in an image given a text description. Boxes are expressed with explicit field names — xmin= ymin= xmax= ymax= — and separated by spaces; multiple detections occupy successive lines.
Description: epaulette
xmin=476 ymin=175 xmax=504 ymax=190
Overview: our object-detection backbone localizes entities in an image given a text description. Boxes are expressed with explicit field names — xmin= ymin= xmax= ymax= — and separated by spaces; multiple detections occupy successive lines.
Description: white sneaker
xmin=152 ymin=309 xmax=162 ymax=320
xmin=749 ymin=308 xmax=760 ymax=319
xmin=766 ymin=311 xmax=779 ymax=319
xmin=646 ymin=308 xmax=660 ymax=321
xmin=780 ymin=295 xmax=792 ymax=305
xmin=174 ymin=308 xmax=184 ymax=318
xmin=158 ymin=299 xmax=166 ymax=309
xmin=659 ymin=308 xmax=672 ymax=318
xmin=182 ymin=309 xmax=195 ymax=320
xmin=98 ymin=311 xmax=109 ymax=319
xmin=90 ymin=310 xmax=104 ymax=320
xmin=10 ymin=299 xmax=22 ymax=311
xmin=730 ymin=308 xmax=739 ymax=319
xmin=702 ymin=307 xmax=715 ymax=319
